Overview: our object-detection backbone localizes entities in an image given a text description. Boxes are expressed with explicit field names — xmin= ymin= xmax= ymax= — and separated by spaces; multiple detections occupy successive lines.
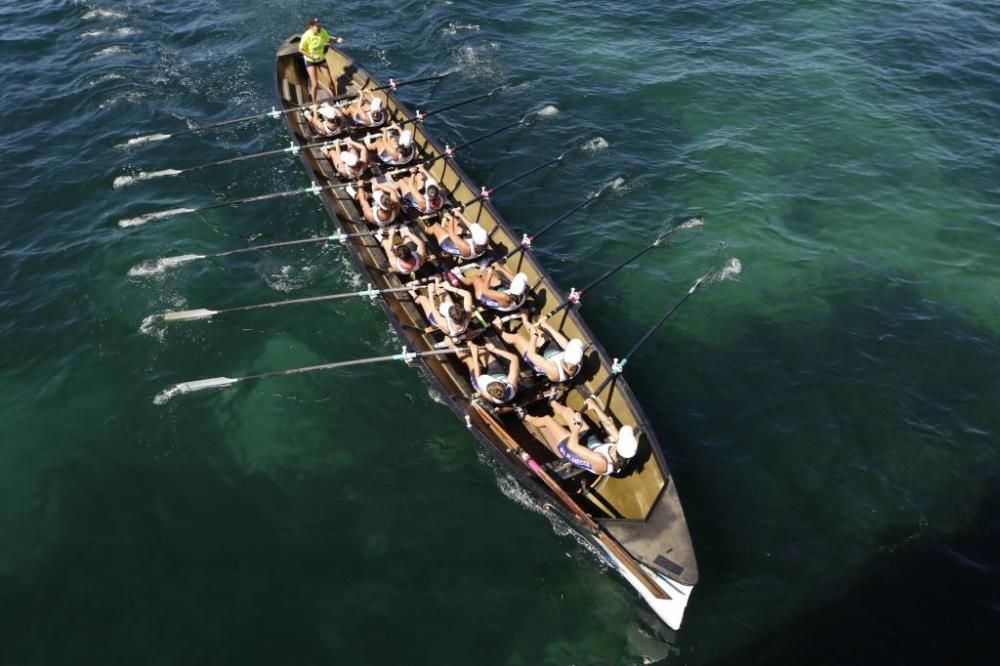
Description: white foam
xmin=536 ymin=105 xmax=560 ymax=118
xmin=93 ymin=45 xmax=126 ymax=58
xmin=89 ymin=72 xmax=125 ymax=86
xmin=589 ymin=176 xmax=626 ymax=199
xmin=153 ymin=385 xmax=179 ymax=406
xmin=582 ymin=136 xmax=609 ymax=153
xmin=128 ymin=254 xmax=203 ymax=277
xmin=443 ymin=22 xmax=480 ymax=36
xmin=700 ymin=257 xmax=743 ymax=287
xmin=118 ymin=207 xmax=194 ymax=228
xmin=114 ymin=169 xmax=182 ymax=189
xmin=676 ymin=217 xmax=704 ymax=231
xmin=122 ymin=133 xmax=171 ymax=147
xmin=83 ymin=8 xmax=125 ymax=19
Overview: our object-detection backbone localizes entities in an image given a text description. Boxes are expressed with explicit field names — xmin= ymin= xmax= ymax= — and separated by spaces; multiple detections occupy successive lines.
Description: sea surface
xmin=1 ymin=0 xmax=998 ymax=663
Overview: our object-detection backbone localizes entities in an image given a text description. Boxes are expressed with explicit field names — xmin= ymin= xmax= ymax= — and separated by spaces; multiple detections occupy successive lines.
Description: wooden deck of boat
xmin=274 ymin=36 xmax=697 ymax=587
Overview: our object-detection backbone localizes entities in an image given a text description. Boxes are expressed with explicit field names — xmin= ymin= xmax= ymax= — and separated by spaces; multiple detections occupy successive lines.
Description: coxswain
xmin=355 ymin=182 xmax=402 ymax=227
xmin=425 ymin=208 xmax=489 ymax=260
xmin=389 ymin=165 xmax=444 ymax=215
xmin=323 ymin=138 xmax=368 ymax=179
xmin=298 ymin=18 xmax=340 ymax=102
xmin=497 ymin=313 xmax=584 ymax=384
xmin=414 ymin=279 xmax=473 ymax=339
xmin=451 ymin=340 xmax=521 ymax=406
xmin=367 ymin=123 xmax=417 ymax=166
xmin=380 ymin=226 xmax=426 ymax=274
xmin=453 ymin=262 xmax=528 ymax=313
xmin=524 ymin=399 xmax=638 ymax=476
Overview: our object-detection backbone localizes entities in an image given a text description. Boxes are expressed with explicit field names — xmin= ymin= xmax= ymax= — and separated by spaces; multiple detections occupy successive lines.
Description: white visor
xmin=372 ymin=189 xmax=386 ymax=209
xmin=616 ymin=426 xmax=638 ymax=458
xmin=319 ymin=105 xmax=339 ymax=120
xmin=563 ymin=339 xmax=584 ymax=365
xmin=438 ymin=302 xmax=454 ymax=319
xmin=508 ymin=272 xmax=528 ymax=296
xmin=370 ymin=97 xmax=383 ymax=112
xmin=469 ymin=223 xmax=488 ymax=246
xmin=340 ymin=151 xmax=359 ymax=167
xmin=399 ymin=129 xmax=413 ymax=147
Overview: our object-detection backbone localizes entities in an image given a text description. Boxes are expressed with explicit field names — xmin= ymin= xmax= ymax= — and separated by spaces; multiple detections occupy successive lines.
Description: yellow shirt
xmin=300 ymin=28 xmax=331 ymax=63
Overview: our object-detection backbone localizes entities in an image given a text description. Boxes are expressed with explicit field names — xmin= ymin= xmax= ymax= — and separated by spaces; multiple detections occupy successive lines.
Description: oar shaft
xmin=400 ymin=88 xmax=498 ymax=127
xmin=504 ymin=196 xmax=594 ymax=261
xmin=544 ymin=241 xmax=661 ymax=319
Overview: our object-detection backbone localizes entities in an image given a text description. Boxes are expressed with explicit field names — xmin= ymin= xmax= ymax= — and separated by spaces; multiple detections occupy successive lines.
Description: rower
xmin=451 ymin=340 xmax=521 ymax=406
xmin=388 ymin=165 xmax=445 ymax=215
xmin=497 ymin=313 xmax=584 ymax=384
xmin=305 ymin=100 xmax=345 ymax=137
xmin=524 ymin=399 xmax=638 ymax=476
xmin=413 ymin=279 xmax=473 ymax=339
xmin=452 ymin=262 xmax=528 ymax=313
xmin=380 ymin=226 xmax=426 ymax=274
xmin=425 ymin=208 xmax=489 ymax=261
xmin=354 ymin=182 xmax=402 ymax=227
xmin=323 ymin=138 xmax=369 ymax=179
xmin=368 ymin=123 xmax=417 ymax=166
xmin=342 ymin=91 xmax=387 ymax=128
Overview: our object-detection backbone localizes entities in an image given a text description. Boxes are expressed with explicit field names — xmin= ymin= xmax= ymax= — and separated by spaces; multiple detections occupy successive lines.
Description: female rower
xmin=497 ymin=313 xmax=584 ymax=384
xmin=380 ymin=226 xmax=426 ymax=275
xmin=323 ymin=138 xmax=369 ymax=179
xmin=355 ymin=182 xmax=402 ymax=227
xmin=524 ymin=399 xmax=638 ymax=476
xmin=388 ymin=165 xmax=445 ymax=215
xmin=425 ymin=208 xmax=489 ymax=261
xmin=414 ymin=280 xmax=473 ymax=340
xmin=451 ymin=340 xmax=521 ymax=406
xmin=342 ymin=91 xmax=387 ymax=127
xmin=298 ymin=18 xmax=340 ymax=102
xmin=453 ymin=262 xmax=528 ymax=313
xmin=306 ymin=101 xmax=344 ymax=137
xmin=368 ymin=123 xmax=417 ymax=166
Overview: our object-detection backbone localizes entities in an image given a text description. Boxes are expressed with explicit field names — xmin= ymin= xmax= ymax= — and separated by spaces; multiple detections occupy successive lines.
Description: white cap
xmin=438 ymin=302 xmax=453 ymax=319
xmin=616 ymin=426 xmax=637 ymax=458
xmin=508 ymin=272 xmax=528 ymax=296
xmin=469 ymin=223 xmax=488 ymax=246
xmin=319 ymin=104 xmax=339 ymax=120
xmin=399 ymin=129 xmax=413 ymax=147
xmin=372 ymin=189 xmax=386 ymax=209
xmin=341 ymin=151 xmax=359 ymax=167
xmin=563 ymin=338 xmax=583 ymax=365
xmin=370 ymin=97 xmax=383 ymax=111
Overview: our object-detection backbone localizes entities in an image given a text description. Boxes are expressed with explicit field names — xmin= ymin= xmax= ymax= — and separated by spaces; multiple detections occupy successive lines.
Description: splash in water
xmin=536 ymin=104 xmax=560 ymax=118
xmin=120 ymin=133 xmax=170 ymax=148
xmin=700 ymin=258 xmax=742 ymax=286
xmin=83 ymin=8 xmax=126 ymax=20
xmin=113 ymin=169 xmax=182 ymax=189
xmin=152 ymin=385 xmax=180 ymax=406
xmin=128 ymin=254 xmax=203 ymax=277
xmin=675 ymin=217 xmax=704 ymax=231
xmin=118 ymin=207 xmax=194 ymax=228
xmin=582 ymin=136 xmax=609 ymax=153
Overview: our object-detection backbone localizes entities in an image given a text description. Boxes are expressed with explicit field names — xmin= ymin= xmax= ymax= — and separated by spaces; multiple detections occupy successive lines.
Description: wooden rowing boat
xmin=274 ymin=35 xmax=699 ymax=629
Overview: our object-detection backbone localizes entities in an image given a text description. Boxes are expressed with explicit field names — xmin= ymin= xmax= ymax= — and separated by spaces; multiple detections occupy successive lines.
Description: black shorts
xmin=304 ymin=58 xmax=327 ymax=68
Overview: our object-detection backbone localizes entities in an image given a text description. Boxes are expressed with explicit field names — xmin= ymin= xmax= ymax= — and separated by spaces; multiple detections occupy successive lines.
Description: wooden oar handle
xmin=469 ymin=403 xmax=670 ymax=600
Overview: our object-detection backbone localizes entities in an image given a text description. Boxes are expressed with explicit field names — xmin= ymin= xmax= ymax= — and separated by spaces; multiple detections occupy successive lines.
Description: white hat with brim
xmin=469 ymin=223 xmax=488 ymax=246
xmin=508 ymin=272 xmax=528 ymax=297
xmin=438 ymin=302 xmax=454 ymax=319
xmin=616 ymin=426 xmax=638 ymax=458
xmin=341 ymin=151 xmax=359 ymax=167
xmin=319 ymin=105 xmax=339 ymax=120
xmin=563 ymin=338 xmax=584 ymax=365
xmin=373 ymin=189 xmax=387 ymax=209
xmin=370 ymin=97 xmax=383 ymax=112
xmin=399 ymin=129 xmax=413 ymax=147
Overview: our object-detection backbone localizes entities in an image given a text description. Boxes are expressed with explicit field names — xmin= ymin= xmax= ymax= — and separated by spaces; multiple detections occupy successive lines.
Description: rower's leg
xmin=305 ymin=65 xmax=319 ymax=102
xmin=524 ymin=414 xmax=570 ymax=455
xmin=498 ymin=329 xmax=530 ymax=356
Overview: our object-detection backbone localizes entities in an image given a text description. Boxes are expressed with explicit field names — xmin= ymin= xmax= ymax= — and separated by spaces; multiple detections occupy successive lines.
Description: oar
xmin=153 ymin=281 xmax=433 ymax=323
xmin=124 ymin=73 xmax=450 ymax=146
xmin=116 ymin=107 xmax=525 ymax=189
xmin=471 ymin=402 xmax=671 ymax=600
xmin=502 ymin=195 xmax=600 ymax=262
xmin=591 ymin=257 xmax=741 ymax=403
xmin=153 ymin=347 xmax=459 ymax=405
xmin=540 ymin=219 xmax=704 ymax=320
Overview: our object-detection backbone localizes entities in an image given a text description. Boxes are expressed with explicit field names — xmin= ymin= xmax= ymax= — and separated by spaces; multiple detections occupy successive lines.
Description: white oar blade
xmin=118 ymin=207 xmax=195 ymax=229
xmin=162 ymin=308 xmax=217 ymax=322
xmin=153 ymin=377 xmax=237 ymax=405
xmin=113 ymin=169 xmax=183 ymax=189
xmin=128 ymin=254 xmax=206 ymax=277
xmin=126 ymin=133 xmax=172 ymax=146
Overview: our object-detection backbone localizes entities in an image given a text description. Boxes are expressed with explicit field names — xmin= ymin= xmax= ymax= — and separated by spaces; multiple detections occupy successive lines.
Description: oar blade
xmin=126 ymin=133 xmax=172 ymax=147
xmin=162 ymin=308 xmax=217 ymax=323
xmin=154 ymin=377 xmax=237 ymax=405
xmin=118 ymin=207 xmax=195 ymax=229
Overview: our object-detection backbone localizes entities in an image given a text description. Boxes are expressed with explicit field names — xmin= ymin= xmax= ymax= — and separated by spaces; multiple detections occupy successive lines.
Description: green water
xmin=1 ymin=0 xmax=998 ymax=663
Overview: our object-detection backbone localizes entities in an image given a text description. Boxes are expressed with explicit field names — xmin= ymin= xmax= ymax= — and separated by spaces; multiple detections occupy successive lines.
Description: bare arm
xmin=540 ymin=321 xmax=571 ymax=349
